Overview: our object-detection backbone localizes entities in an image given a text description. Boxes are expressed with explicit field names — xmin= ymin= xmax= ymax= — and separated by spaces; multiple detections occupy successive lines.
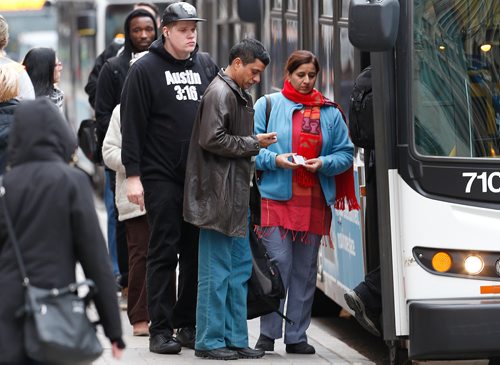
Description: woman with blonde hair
xmin=0 ymin=63 xmax=22 ymax=173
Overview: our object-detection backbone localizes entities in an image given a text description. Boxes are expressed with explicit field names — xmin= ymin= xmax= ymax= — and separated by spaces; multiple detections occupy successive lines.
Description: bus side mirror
xmin=237 ymin=0 xmax=262 ymax=23
xmin=348 ymin=0 xmax=400 ymax=52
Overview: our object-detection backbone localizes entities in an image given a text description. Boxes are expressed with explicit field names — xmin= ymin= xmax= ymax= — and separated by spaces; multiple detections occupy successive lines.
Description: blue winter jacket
xmin=254 ymin=92 xmax=354 ymax=206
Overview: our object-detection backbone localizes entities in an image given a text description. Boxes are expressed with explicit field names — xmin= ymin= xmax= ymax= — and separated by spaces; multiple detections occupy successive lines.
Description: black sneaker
xmin=255 ymin=334 xmax=275 ymax=351
xmin=229 ymin=346 xmax=265 ymax=359
xmin=149 ymin=334 xmax=182 ymax=354
xmin=194 ymin=347 xmax=239 ymax=360
xmin=176 ymin=326 xmax=195 ymax=349
xmin=344 ymin=289 xmax=381 ymax=337
xmin=285 ymin=342 xmax=315 ymax=354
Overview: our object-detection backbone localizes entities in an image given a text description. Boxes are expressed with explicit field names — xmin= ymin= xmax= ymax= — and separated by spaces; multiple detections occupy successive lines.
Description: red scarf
xmin=281 ymin=80 xmax=360 ymax=211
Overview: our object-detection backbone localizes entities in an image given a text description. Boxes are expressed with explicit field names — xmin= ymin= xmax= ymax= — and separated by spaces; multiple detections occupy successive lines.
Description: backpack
xmin=247 ymin=228 xmax=292 ymax=325
xmin=349 ymin=66 xmax=374 ymax=149
xmin=77 ymin=119 xmax=102 ymax=165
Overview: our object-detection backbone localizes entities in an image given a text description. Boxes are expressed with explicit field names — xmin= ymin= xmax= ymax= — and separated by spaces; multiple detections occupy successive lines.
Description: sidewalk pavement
xmin=93 ymin=308 xmax=375 ymax=365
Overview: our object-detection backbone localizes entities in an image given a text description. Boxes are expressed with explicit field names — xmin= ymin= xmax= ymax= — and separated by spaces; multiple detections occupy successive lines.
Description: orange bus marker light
xmin=480 ymin=286 xmax=500 ymax=294
xmin=431 ymin=252 xmax=452 ymax=272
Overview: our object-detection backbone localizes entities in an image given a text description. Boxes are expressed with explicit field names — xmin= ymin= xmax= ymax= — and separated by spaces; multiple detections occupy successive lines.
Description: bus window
xmin=2 ymin=6 xmax=57 ymax=62
xmin=413 ymin=0 xmax=500 ymax=158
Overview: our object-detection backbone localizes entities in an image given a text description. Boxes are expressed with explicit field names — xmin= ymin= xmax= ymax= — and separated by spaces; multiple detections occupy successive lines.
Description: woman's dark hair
xmin=284 ymin=50 xmax=320 ymax=76
xmin=22 ymin=47 xmax=56 ymax=97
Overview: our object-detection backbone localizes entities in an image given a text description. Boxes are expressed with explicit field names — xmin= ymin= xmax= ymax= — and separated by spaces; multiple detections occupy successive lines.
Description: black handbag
xmin=0 ymin=184 xmax=103 ymax=364
xmin=77 ymin=118 xmax=103 ymax=165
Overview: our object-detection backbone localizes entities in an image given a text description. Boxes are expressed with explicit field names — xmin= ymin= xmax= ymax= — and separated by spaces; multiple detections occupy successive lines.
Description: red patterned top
xmin=261 ymin=109 xmax=332 ymax=236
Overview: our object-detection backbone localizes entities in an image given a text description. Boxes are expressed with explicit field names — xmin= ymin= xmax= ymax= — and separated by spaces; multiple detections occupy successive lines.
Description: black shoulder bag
xmin=0 ymin=182 xmax=103 ymax=363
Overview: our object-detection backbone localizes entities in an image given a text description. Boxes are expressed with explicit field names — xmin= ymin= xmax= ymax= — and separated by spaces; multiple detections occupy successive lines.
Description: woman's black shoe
xmin=194 ymin=347 xmax=239 ymax=360
xmin=255 ymin=334 xmax=275 ymax=351
xmin=286 ymin=342 xmax=316 ymax=354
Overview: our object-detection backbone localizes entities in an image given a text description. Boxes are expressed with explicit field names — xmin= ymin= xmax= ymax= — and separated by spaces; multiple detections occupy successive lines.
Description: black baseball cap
xmin=161 ymin=2 xmax=206 ymax=26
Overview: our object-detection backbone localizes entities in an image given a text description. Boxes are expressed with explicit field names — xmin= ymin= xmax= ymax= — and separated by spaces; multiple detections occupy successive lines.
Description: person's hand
xmin=111 ymin=341 xmax=124 ymax=359
xmin=276 ymin=152 xmax=299 ymax=169
xmin=303 ymin=157 xmax=322 ymax=173
xmin=256 ymin=132 xmax=278 ymax=148
xmin=126 ymin=176 xmax=145 ymax=211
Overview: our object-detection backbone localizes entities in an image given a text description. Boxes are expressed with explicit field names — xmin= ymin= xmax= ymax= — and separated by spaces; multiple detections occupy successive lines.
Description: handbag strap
xmin=0 ymin=177 xmax=30 ymax=286
xmin=0 ymin=178 xmax=98 ymax=301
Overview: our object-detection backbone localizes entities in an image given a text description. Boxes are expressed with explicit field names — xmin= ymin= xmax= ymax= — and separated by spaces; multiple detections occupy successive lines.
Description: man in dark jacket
xmin=84 ymin=2 xmax=161 ymax=109
xmin=0 ymin=98 xmax=124 ymax=363
xmin=120 ymin=2 xmax=219 ymax=355
xmin=95 ymin=9 xmax=157 ymax=148
xmin=183 ymin=38 xmax=277 ymax=360
xmin=95 ymin=7 xmax=157 ymax=303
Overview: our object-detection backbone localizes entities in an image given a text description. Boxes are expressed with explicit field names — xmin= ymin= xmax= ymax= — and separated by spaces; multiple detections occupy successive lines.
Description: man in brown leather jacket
xmin=183 ymin=38 xmax=277 ymax=361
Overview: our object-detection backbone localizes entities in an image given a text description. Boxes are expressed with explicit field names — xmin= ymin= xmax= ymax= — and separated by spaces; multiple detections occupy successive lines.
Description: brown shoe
xmin=133 ymin=321 xmax=150 ymax=336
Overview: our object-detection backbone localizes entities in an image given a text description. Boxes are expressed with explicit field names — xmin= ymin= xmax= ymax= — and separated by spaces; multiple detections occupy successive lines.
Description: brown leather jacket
xmin=183 ymin=72 xmax=260 ymax=237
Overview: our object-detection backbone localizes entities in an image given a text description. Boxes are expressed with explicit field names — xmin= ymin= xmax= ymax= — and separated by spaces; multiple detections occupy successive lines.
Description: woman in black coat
xmin=0 ymin=98 xmax=124 ymax=364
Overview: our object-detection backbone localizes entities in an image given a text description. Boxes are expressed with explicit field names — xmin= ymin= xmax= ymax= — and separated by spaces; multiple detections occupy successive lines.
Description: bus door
xmin=351 ymin=0 xmax=500 ymax=362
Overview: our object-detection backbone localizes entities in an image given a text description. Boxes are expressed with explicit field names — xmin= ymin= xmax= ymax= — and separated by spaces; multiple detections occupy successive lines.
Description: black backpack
xmin=349 ymin=66 xmax=374 ymax=149
xmin=246 ymin=228 xmax=288 ymax=320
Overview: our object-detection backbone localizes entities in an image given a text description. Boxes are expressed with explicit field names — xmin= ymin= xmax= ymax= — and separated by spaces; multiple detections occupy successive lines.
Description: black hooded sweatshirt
xmin=95 ymin=9 xmax=157 ymax=147
xmin=120 ymin=37 xmax=219 ymax=184
xmin=0 ymin=98 xmax=123 ymax=362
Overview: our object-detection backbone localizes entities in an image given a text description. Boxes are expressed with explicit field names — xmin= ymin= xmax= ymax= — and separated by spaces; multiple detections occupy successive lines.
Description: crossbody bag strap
xmin=265 ymin=94 xmax=271 ymax=131
xmin=0 ymin=178 xmax=30 ymax=286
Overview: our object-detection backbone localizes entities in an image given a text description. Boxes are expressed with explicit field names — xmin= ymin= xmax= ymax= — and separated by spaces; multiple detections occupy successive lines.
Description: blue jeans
xmin=195 ymin=227 xmax=252 ymax=350
xmin=104 ymin=170 xmax=119 ymax=276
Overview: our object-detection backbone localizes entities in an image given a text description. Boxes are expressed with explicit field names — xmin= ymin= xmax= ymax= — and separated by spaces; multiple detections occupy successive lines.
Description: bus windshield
xmin=413 ymin=0 xmax=500 ymax=158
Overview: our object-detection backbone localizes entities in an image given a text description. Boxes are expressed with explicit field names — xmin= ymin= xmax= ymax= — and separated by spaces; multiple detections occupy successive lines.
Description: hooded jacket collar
xmin=149 ymin=36 xmax=200 ymax=67
xmin=123 ymin=9 xmax=158 ymax=57
xmin=7 ymin=98 xmax=77 ymax=167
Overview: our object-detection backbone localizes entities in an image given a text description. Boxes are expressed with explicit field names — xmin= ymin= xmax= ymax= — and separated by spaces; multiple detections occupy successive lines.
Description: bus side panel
xmin=317 ymin=165 xmax=366 ymax=310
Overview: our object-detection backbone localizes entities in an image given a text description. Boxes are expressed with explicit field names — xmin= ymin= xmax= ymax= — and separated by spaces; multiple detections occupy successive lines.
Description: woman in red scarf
xmin=253 ymin=50 xmax=358 ymax=354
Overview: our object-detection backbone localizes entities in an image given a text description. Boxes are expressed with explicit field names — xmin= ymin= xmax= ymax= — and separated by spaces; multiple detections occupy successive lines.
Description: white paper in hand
xmin=292 ymin=155 xmax=306 ymax=165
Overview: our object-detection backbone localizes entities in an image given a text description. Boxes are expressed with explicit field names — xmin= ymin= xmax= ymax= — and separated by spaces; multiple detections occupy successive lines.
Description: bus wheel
xmin=388 ymin=340 xmax=411 ymax=365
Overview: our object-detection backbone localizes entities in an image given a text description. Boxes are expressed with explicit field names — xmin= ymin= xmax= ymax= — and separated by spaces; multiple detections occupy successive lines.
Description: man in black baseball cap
xmin=161 ymin=1 xmax=206 ymax=26
xmin=120 ymin=0 xmax=220 ymax=357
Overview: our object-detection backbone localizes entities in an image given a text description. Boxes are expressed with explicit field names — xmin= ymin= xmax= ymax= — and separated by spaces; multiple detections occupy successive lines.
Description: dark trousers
xmin=125 ymin=215 xmax=150 ymax=325
xmin=143 ymin=180 xmax=199 ymax=337
xmin=356 ymin=149 xmax=382 ymax=315
xmin=355 ymin=266 xmax=381 ymax=315
xmin=364 ymin=149 xmax=380 ymax=272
